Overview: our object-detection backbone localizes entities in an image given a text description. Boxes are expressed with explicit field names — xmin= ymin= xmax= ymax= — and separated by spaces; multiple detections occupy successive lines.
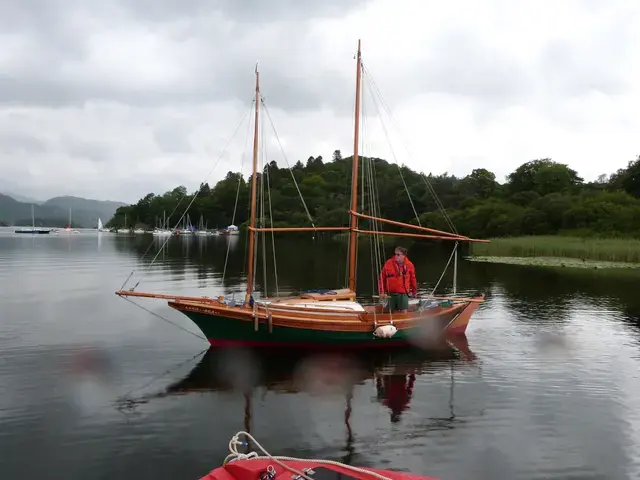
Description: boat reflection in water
xmin=139 ymin=335 xmax=476 ymax=432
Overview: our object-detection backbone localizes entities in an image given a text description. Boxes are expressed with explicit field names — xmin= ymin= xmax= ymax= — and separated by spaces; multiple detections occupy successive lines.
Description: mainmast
xmin=246 ymin=65 xmax=260 ymax=303
xmin=347 ymin=40 xmax=362 ymax=293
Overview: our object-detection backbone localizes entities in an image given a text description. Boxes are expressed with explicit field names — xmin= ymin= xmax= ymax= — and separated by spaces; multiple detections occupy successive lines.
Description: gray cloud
xmin=121 ymin=0 xmax=369 ymax=23
xmin=418 ymin=29 xmax=531 ymax=102
xmin=153 ymin=121 xmax=194 ymax=155
xmin=0 ymin=0 xmax=639 ymax=204
xmin=0 ymin=130 xmax=46 ymax=154
xmin=0 ymin=0 xmax=368 ymax=113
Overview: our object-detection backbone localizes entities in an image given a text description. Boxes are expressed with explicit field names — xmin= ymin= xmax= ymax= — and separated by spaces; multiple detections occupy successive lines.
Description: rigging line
xmin=126 ymin=101 xmax=255 ymax=292
xmin=223 ymin=100 xmax=254 ymax=285
xmin=361 ymin=64 xmax=458 ymax=234
xmin=364 ymin=117 xmax=383 ymax=281
xmin=115 ymin=347 xmax=208 ymax=404
xmin=368 ymin=153 xmax=383 ymax=291
xmin=429 ymin=241 xmax=458 ymax=296
xmin=147 ymin=100 xmax=253 ymax=274
xmin=361 ymin=69 xmax=421 ymax=228
xmin=120 ymin=296 xmax=207 ymax=341
xmin=262 ymin=107 xmax=280 ymax=297
xmin=361 ymin=89 xmax=378 ymax=296
xmin=420 ymin=172 xmax=457 ymax=234
xmin=366 ymin=85 xmax=384 ymax=295
xmin=362 ymin=81 xmax=384 ymax=285
xmin=362 ymin=100 xmax=373 ymax=294
xmin=251 ymin=206 xmax=259 ymax=299
xmin=370 ymin=153 xmax=386 ymax=276
xmin=260 ymin=98 xmax=315 ymax=228
xmin=260 ymin=107 xmax=268 ymax=297
xmin=123 ymin=194 xmax=186 ymax=289
xmin=360 ymin=98 xmax=376 ymax=292
xmin=265 ymin=162 xmax=279 ymax=296
xmin=241 ymin=185 xmax=251 ymax=276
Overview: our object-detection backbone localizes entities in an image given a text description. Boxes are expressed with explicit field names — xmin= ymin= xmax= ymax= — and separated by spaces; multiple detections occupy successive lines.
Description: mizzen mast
xmin=246 ymin=65 xmax=260 ymax=303
xmin=347 ymin=39 xmax=362 ymax=293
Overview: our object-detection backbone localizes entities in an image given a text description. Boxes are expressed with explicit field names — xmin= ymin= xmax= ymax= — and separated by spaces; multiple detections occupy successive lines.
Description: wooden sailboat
xmin=115 ymin=41 xmax=489 ymax=348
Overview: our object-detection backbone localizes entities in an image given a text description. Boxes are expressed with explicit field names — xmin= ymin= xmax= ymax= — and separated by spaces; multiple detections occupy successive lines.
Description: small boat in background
xmin=55 ymin=207 xmax=79 ymax=234
xmin=56 ymin=225 xmax=80 ymax=234
xmin=220 ymin=224 xmax=239 ymax=235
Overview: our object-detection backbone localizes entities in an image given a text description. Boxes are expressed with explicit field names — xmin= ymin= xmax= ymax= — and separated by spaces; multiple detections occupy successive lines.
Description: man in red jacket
xmin=378 ymin=246 xmax=417 ymax=313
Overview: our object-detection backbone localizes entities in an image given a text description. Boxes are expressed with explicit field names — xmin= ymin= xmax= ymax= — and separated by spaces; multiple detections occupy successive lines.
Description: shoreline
xmin=468 ymin=235 xmax=640 ymax=270
xmin=470 ymin=235 xmax=640 ymax=265
xmin=465 ymin=255 xmax=640 ymax=270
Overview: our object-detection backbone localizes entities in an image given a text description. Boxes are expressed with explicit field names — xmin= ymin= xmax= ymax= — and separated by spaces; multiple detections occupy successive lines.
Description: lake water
xmin=1 ymin=228 xmax=640 ymax=480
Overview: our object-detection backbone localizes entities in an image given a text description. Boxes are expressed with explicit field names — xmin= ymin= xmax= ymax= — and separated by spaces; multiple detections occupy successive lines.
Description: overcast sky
xmin=1 ymin=0 xmax=639 ymax=203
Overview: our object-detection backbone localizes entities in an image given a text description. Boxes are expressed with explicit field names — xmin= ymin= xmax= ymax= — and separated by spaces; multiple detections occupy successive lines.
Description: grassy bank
xmin=471 ymin=236 xmax=640 ymax=264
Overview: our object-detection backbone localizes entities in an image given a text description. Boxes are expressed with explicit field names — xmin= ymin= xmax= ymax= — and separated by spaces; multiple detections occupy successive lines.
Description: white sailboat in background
xmin=116 ymin=214 xmax=129 ymax=234
xmin=152 ymin=211 xmax=172 ymax=236
xmin=97 ymin=218 xmax=107 ymax=232
xmin=195 ymin=215 xmax=209 ymax=236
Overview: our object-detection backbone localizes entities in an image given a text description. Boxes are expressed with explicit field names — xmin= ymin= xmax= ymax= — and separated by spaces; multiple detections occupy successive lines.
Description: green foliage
xmin=107 ymin=153 xmax=640 ymax=239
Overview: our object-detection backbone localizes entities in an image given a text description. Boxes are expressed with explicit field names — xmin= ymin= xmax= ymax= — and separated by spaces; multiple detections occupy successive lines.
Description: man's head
xmin=394 ymin=246 xmax=407 ymax=263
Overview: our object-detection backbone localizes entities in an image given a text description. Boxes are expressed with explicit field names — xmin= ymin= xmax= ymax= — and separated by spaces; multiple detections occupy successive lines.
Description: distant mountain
xmin=1 ymin=192 xmax=43 ymax=204
xmin=0 ymin=194 xmax=128 ymax=228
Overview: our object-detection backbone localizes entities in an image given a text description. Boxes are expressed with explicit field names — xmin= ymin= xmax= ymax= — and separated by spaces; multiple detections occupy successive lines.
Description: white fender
xmin=373 ymin=324 xmax=397 ymax=338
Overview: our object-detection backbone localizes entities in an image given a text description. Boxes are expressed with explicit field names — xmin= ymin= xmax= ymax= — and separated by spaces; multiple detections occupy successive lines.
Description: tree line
xmin=107 ymin=150 xmax=640 ymax=238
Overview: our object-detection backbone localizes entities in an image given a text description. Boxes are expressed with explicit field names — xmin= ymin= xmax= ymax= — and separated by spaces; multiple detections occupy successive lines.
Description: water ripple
xmin=1 ymin=233 xmax=640 ymax=479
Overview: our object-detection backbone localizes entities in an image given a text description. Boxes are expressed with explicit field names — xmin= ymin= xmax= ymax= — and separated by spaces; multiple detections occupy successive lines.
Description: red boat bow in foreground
xmin=201 ymin=432 xmax=439 ymax=480
xmin=202 ymin=458 xmax=439 ymax=480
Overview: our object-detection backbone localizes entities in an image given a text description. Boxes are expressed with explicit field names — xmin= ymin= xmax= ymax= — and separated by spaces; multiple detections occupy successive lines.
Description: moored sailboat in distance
xmin=116 ymin=40 xmax=489 ymax=348
xmin=54 ymin=207 xmax=79 ymax=234
xmin=15 ymin=204 xmax=51 ymax=234
xmin=152 ymin=211 xmax=173 ymax=236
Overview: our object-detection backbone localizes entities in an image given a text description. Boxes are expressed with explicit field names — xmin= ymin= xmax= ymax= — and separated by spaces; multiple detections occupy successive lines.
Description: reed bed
xmin=471 ymin=236 xmax=640 ymax=263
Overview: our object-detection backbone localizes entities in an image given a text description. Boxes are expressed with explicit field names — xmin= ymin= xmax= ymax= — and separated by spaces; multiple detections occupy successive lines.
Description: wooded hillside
xmin=107 ymin=151 xmax=640 ymax=238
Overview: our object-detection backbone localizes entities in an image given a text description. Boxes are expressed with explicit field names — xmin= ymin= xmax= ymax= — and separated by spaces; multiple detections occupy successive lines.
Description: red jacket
xmin=378 ymin=257 xmax=417 ymax=295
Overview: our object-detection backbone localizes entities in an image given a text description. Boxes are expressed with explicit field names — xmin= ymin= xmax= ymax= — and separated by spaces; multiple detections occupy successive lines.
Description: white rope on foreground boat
xmin=224 ymin=431 xmax=393 ymax=480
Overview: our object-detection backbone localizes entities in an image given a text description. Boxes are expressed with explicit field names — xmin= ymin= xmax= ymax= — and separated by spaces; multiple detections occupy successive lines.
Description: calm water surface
xmin=1 ymin=228 xmax=640 ymax=480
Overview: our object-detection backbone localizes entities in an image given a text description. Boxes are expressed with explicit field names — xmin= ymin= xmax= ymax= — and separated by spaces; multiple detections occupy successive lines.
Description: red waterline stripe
xmin=207 ymin=339 xmax=412 ymax=349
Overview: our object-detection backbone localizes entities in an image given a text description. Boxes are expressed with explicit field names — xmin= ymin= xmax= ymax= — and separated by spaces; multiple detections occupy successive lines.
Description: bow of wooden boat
xmin=114 ymin=289 xmax=222 ymax=305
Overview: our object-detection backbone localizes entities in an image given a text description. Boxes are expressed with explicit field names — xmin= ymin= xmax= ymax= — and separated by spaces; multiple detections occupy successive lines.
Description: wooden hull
xmin=168 ymin=292 xmax=482 ymax=348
